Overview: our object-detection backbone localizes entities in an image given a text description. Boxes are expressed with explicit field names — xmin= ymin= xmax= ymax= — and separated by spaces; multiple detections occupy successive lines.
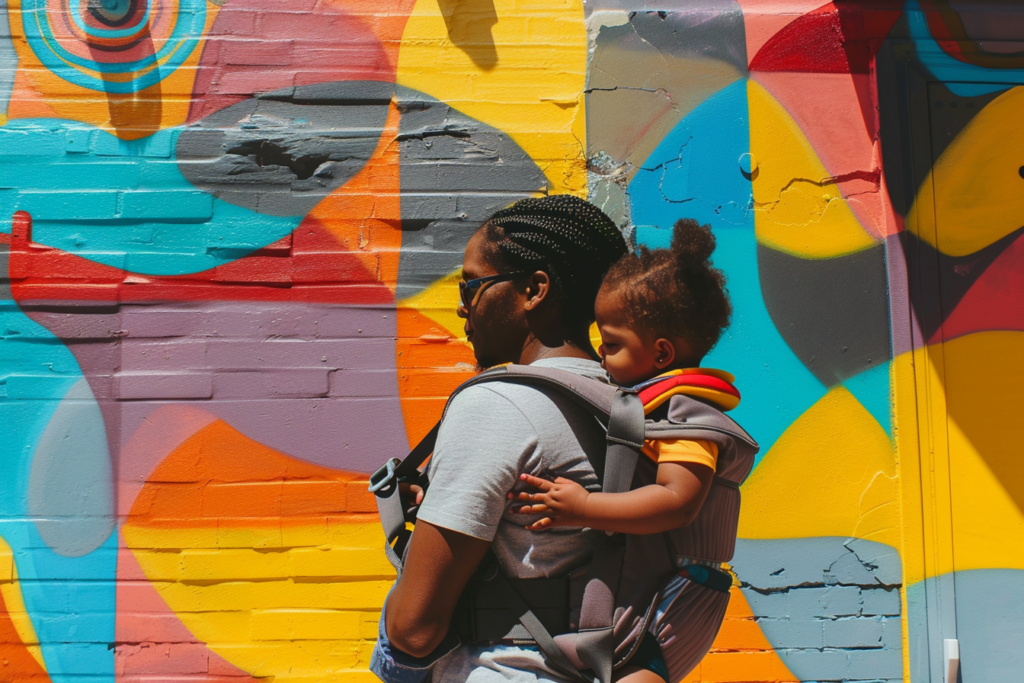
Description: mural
xmin=0 ymin=0 xmax=1021 ymax=681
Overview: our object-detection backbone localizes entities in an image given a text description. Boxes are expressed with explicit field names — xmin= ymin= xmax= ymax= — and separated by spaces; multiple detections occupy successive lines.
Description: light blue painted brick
xmin=846 ymin=646 xmax=903 ymax=680
xmin=789 ymin=585 xmax=862 ymax=618
xmin=34 ymin=612 xmax=116 ymax=638
xmin=741 ymin=587 xmax=790 ymax=618
xmin=862 ymin=588 xmax=901 ymax=616
xmin=823 ymin=617 xmax=883 ymax=648
xmin=828 ymin=547 xmax=880 ymax=585
xmin=65 ymin=129 xmax=92 ymax=153
xmin=120 ymin=190 xmax=214 ymax=220
xmin=4 ymin=374 xmax=79 ymax=399
xmin=0 ymin=162 xmax=141 ymax=188
xmin=18 ymin=191 xmax=118 ymax=220
xmin=779 ymin=649 xmax=851 ymax=680
xmin=757 ymin=617 xmax=824 ymax=648
xmin=879 ymin=616 xmax=902 ymax=646
xmin=0 ymin=128 xmax=66 ymax=156
xmin=93 ymin=131 xmax=172 ymax=157
xmin=39 ymin=641 xmax=113 ymax=673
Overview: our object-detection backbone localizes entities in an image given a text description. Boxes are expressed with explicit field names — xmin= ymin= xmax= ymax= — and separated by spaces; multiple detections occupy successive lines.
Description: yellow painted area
xmin=907 ymin=86 xmax=1024 ymax=257
xmin=123 ymin=522 xmax=393 ymax=682
xmin=397 ymin=0 xmax=588 ymax=195
xmin=738 ymin=385 xmax=899 ymax=549
xmin=939 ymin=331 xmax=1024 ymax=573
xmin=748 ymin=80 xmax=879 ymax=259
xmin=5 ymin=0 xmax=219 ymax=136
xmin=398 ymin=268 xmax=466 ymax=341
xmin=0 ymin=535 xmax=46 ymax=671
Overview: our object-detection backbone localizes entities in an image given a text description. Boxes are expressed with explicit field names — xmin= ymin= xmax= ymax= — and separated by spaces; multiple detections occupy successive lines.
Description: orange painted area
xmin=308 ymin=99 xmax=404 ymax=294
xmin=126 ymin=420 xmax=375 ymax=530
xmin=681 ymin=587 xmax=798 ymax=683
xmin=0 ymin=588 xmax=50 ymax=682
xmin=5 ymin=0 xmax=220 ymax=136
xmin=396 ymin=307 xmax=477 ymax=447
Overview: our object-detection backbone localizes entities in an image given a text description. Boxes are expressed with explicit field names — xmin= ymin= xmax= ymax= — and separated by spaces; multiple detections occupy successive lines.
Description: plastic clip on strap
xmin=372 ymin=422 xmax=441 ymax=573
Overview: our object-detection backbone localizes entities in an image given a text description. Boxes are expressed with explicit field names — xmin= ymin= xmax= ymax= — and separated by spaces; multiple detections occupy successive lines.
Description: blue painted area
xmin=0 ymin=291 xmax=115 ymax=681
xmin=907 ymin=1 xmax=1024 ymax=97
xmin=628 ymin=80 xmax=826 ymax=465
xmin=734 ymin=537 xmax=903 ymax=682
xmin=0 ymin=120 xmax=301 ymax=275
xmin=843 ymin=360 xmax=892 ymax=438
xmin=20 ymin=0 xmax=206 ymax=93
xmin=908 ymin=569 xmax=1024 ymax=683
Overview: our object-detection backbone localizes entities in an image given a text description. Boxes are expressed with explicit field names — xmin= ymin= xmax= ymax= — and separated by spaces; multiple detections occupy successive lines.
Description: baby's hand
xmin=507 ymin=473 xmax=590 ymax=530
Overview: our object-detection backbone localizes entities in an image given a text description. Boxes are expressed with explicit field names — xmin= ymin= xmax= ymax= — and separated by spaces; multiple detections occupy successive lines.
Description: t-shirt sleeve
xmin=416 ymin=385 xmax=539 ymax=541
xmin=648 ymin=439 xmax=718 ymax=471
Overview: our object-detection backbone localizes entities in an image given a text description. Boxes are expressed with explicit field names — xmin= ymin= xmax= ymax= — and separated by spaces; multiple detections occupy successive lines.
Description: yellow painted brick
xmin=180 ymin=609 xmax=253 ymax=639
xmin=250 ymin=609 xmax=363 ymax=640
xmin=180 ymin=548 xmax=290 ymax=581
xmin=209 ymin=640 xmax=362 ymax=675
xmin=158 ymin=579 xmax=333 ymax=612
xmin=286 ymin=547 xmax=395 ymax=579
xmin=123 ymin=524 xmax=220 ymax=552
xmin=326 ymin=581 xmax=390 ymax=610
xmin=216 ymin=523 xmax=284 ymax=549
xmin=124 ymin=549 xmax=183 ymax=581
xmin=281 ymin=521 xmax=331 ymax=547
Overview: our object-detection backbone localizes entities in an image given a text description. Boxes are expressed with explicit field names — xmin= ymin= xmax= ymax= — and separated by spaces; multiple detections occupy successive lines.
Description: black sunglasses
xmin=459 ymin=272 xmax=529 ymax=310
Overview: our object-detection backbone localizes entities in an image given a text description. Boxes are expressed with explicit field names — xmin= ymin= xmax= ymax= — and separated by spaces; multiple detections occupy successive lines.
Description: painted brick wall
xmin=1 ymin=0 xmax=1023 ymax=682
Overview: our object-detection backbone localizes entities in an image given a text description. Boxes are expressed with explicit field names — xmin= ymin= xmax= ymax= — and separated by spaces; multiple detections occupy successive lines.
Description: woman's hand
xmin=400 ymin=481 xmax=425 ymax=507
xmin=508 ymin=473 xmax=590 ymax=530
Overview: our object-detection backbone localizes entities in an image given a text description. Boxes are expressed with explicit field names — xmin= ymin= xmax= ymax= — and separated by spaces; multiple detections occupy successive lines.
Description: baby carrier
xmin=370 ymin=364 xmax=758 ymax=683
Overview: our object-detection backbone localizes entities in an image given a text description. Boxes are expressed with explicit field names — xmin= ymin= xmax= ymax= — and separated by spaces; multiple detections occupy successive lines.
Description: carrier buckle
xmin=368 ymin=458 xmax=402 ymax=494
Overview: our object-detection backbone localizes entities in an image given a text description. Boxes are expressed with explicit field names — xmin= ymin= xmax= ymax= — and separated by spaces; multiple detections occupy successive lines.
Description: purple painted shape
xmin=22 ymin=300 xmax=407 ymax=474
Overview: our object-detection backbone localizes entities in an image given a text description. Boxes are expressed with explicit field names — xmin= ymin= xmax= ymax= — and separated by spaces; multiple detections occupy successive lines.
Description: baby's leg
xmin=613 ymin=665 xmax=667 ymax=683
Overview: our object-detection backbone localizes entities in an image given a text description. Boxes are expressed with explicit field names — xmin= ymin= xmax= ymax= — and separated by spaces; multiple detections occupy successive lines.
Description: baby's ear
xmin=654 ymin=338 xmax=676 ymax=368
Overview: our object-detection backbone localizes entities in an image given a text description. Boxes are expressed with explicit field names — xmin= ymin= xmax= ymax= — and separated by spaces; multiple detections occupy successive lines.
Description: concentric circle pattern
xmin=21 ymin=0 xmax=206 ymax=92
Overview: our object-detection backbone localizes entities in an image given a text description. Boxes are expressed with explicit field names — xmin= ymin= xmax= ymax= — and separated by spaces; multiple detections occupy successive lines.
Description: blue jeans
xmin=370 ymin=595 xmax=462 ymax=683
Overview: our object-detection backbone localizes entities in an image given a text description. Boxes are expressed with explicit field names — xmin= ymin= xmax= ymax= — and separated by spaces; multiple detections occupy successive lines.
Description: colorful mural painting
xmin=0 ymin=0 xmax=1021 ymax=681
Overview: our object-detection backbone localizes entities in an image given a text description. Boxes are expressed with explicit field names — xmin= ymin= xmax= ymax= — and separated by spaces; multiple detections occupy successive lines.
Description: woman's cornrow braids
xmin=485 ymin=195 xmax=627 ymax=326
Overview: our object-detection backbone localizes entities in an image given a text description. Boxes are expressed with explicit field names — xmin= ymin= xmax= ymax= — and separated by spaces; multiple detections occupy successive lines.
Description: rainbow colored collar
xmin=630 ymin=368 xmax=740 ymax=413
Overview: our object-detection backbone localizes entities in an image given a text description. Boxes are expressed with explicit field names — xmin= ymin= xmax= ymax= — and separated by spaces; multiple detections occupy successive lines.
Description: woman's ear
xmin=654 ymin=339 xmax=676 ymax=369
xmin=523 ymin=271 xmax=551 ymax=311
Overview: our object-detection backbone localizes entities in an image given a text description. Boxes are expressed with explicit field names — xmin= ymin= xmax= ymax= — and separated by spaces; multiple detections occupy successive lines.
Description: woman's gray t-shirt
xmin=416 ymin=357 xmax=608 ymax=682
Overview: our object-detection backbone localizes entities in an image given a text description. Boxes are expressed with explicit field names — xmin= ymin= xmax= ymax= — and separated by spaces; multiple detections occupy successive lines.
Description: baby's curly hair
xmin=602 ymin=219 xmax=731 ymax=361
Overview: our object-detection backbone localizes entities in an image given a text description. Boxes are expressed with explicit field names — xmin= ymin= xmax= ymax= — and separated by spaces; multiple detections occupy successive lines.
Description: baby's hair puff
xmin=602 ymin=219 xmax=731 ymax=361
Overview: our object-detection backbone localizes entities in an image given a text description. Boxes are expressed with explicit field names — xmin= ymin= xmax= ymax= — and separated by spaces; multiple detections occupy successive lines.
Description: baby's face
xmin=594 ymin=286 xmax=665 ymax=387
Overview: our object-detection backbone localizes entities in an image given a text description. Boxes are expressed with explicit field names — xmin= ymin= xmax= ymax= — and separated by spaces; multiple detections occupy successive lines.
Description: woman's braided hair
xmin=602 ymin=218 xmax=731 ymax=360
xmin=484 ymin=195 xmax=628 ymax=327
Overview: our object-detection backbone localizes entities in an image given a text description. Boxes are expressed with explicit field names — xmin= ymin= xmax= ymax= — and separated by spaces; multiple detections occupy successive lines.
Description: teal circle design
xmin=21 ymin=0 xmax=206 ymax=93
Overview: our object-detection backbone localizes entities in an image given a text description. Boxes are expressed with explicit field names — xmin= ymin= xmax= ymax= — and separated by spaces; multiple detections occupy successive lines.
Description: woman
xmin=382 ymin=195 xmax=627 ymax=682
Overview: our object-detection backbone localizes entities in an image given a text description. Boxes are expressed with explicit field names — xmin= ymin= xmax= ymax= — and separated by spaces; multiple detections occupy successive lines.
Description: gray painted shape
xmin=733 ymin=537 xmax=903 ymax=682
xmin=758 ymin=243 xmax=891 ymax=387
xmin=28 ymin=378 xmax=115 ymax=557
xmin=627 ymin=6 xmax=747 ymax=73
xmin=176 ymin=81 xmax=394 ymax=217
xmin=394 ymin=86 xmax=547 ymax=300
xmin=0 ymin=5 xmax=16 ymax=119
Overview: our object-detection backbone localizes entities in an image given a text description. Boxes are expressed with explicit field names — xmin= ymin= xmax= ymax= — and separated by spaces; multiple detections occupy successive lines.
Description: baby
xmin=509 ymin=218 xmax=735 ymax=682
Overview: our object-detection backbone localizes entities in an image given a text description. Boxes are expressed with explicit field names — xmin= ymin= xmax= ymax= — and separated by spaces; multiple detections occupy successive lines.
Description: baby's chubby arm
xmin=509 ymin=461 xmax=714 ymax=534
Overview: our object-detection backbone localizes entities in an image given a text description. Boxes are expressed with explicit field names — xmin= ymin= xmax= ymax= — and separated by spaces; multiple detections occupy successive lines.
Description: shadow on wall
xmin=438 ymin=0 xmax=499 ymax=70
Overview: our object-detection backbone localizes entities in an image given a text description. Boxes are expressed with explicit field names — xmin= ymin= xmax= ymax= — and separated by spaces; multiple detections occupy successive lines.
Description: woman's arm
xmin=385 ymin=520 xmax=491 ymax=658
xmin=511 ymin=460 xmax=714 ymax=534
